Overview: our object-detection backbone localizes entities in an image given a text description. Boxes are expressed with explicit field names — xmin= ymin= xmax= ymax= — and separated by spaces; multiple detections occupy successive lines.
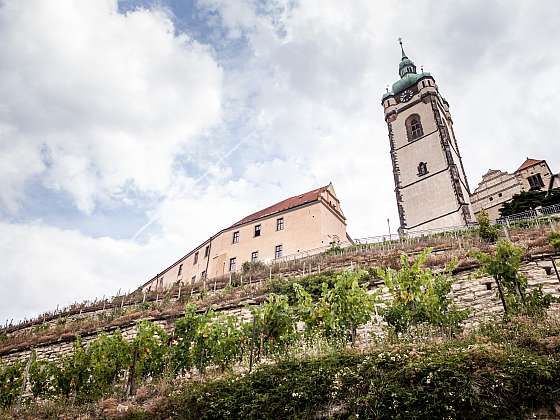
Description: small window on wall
xmin=498 ymin=193 xmax=503 ymax=197
xmin=191 ymin=275 xmax=196 ymax=283
xmin=204 ymin=245 xmax=210 ymax=257
xmin=417 ymin=162 xmax=428 ymax=177
xmin=251 ymin=251 xmax=258 ymax=263
xmin=232 ymin=231 xmax=240 ymax=244
xmin=201 ymin=270 xmax=206 ymax=279
xmin=194 ymin=252 xmax=199 ymax=265
xmin=276 ymin=217 xmax=284 ymax=231
xmin=254 ymin=224 xmax=261 ymax=237
xmin=275 ymin=245 xmax=283 ymax=259
xmin=528 ymin=174 xmax=544 ymax=190
xmin=229 ymin=257 xmax=236 ymax=272
xmin=177 ymin=264 xmax=183 ymax=276
xmin=489 ymin=196 xmax=493 ymax=201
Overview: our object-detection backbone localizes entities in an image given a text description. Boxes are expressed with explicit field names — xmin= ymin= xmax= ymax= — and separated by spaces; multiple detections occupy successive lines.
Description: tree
xmin=499 ymin=188 xmax=560 ymax=217
xmin=376 ymin=248 xmax=469 ymax=335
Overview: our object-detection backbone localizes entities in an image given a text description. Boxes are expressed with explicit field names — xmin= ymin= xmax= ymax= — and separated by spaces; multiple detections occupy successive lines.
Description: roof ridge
xmin=229 ymin=184 xmax=330 ymax=229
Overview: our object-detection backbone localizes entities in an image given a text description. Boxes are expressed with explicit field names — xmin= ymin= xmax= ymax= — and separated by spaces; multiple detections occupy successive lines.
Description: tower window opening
xmin=406 ymin=114 xmax=424 ymax=141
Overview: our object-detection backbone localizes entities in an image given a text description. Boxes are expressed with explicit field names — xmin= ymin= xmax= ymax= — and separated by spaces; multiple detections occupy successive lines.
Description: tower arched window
xmin=405 ymin=114 xmax=424 ymax=141
xmin=417 ymin=162 xmax=428 ymax=177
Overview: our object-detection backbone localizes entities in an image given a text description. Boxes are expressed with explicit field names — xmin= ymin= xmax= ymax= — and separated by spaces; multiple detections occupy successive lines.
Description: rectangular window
xmin=204 ymin=245 xmax=210 ymax=257
xmin=177 ymin=264 xmax=183 ymax=276
xmin=201 ymin=270 xmax=206 ymax=279
xmin=191 ymin=275 xmax=196 ymax=284
xmin=276 ymin=217 xmax=284 ymax=231
xmin=229 ymin=257 xmax=236 ymax=272
xmin=193 ymin=252 xmax=199 ymax=265
xmin=251 ymin=251 xmax=258 ymax=263
xmin=275 ymin=244 xmax=283 ymax=259
xmin=254 ymin=224 xmax=261 ymax=237
xmin=528 ymin=174 xmax=544 ymax=190
xmin=233 ymin=231 xmax=240 ymax=244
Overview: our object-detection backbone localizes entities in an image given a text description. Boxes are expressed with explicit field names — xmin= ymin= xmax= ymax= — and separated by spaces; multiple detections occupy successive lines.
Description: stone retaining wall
xmin=2 ymin=258 xmax=559 ymax=365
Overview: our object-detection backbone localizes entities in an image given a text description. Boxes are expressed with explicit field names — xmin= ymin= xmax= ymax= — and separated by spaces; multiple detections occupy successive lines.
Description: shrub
xmin=476 ymin=209 xmax=499 ymax=243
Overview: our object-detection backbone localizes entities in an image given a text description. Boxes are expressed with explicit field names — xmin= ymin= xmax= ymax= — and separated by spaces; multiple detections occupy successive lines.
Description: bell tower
xmin=382 ymin=40 xmax=473 ymax=233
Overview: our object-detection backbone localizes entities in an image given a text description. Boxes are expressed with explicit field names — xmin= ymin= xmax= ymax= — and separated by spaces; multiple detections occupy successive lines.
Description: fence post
xmin=249 ymin=315 xmax=257 ymax=373
xmin=503 ymin=225 xmax=510 ymax=241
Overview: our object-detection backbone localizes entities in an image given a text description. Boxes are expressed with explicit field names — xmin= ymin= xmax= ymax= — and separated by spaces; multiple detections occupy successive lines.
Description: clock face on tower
xmin=399 ymin=89 xmax=414 ymax=103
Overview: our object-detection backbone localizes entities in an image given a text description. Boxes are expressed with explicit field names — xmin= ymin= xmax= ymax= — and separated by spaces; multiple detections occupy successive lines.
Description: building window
xmin=229 ymin=257 xmax=236 ymax=272
xmin=275 ymin=245 xmax=283 ymax=259
xmin=204 ymin=245 xmax=210 ymax=258
xmin=405 ymin=114 xmax=424 ymax=141
xmin=251 ymin=251 xmax=259 ymax=263
xmin=177 ymin=264 xmax=183 ymax=276
xmin=417 ymin=162 xmax=428 ymax=177
xmin=498 ymin=193 xmax=503 ymax=197
xmin=191 ymin=275 xmax=196 ymax=283
xmin=489 ymin=196 xmax=493 ymax=201
xmin=233 ymin=231 xmax=240 ymax=244
xmin=528 ymin=174 xmax=544 ymax=190
xmin=276 ymin=217 xmax=284 ymax=231
xmin=194 ymin=252 xmax=199 ymax=265
xmin=201 ymin=270 xmax=206 ymax=279
xmin=254 ymin=224 xmax=261 ymax=237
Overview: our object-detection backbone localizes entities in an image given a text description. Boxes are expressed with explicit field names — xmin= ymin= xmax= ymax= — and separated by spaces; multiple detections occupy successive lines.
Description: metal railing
xmin=497 ymin=203 xmax=560 ymax=225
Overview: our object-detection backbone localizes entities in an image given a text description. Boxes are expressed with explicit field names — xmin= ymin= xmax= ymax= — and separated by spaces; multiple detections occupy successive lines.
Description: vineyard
xmin=1 ymin=223 xmax=560 ymax=418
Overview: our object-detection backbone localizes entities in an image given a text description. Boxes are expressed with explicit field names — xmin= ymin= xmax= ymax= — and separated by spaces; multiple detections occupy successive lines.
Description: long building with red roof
xmin=143 ymin=182 xmax=349 ymax=291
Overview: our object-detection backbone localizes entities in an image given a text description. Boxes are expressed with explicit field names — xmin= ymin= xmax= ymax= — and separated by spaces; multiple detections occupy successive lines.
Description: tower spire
xmin=398 ymin=37 xmax=407 ymax=60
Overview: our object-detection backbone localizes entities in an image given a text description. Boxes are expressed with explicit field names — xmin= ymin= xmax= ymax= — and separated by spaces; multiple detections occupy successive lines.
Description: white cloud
xmin=0 ymin=0 xmax=223 ymax=213
xmin=3 ymin=0 xmax=560 ymax=322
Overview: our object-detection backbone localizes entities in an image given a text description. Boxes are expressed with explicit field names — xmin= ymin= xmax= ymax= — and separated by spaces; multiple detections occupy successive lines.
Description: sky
xmin=1 ymin=0 xmax=559 ymax=323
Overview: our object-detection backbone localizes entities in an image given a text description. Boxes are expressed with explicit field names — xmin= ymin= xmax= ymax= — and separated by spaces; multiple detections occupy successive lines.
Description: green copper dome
xmin=381 ymin=39 xmax=433 ymax=102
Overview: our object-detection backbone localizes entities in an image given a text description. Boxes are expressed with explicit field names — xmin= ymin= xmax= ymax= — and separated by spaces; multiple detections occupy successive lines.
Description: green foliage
xmin=250 ymin=294 xmax=296 ymax=356
xmin=149 ymin=319 xmax=560 ymax=420
xmin=242 ymin=260 xmax=266 ymax=274
xmin=499 ymin=188 xmax=560 ymax=217
xmin=87 ymin=330 xmax=131 ymax=398
xmin=29 ymin=357 xmax=58 ymax=399
xmin=0 ymin=361 xmax=24 ymax=408
xmin=476 ymin=209 xmax=499 ymax=243
xmin=323 ymin=243 xmax=343 ymax=256
xmin=132 ymin=321 xmax=169 ymax=381
xmin=267 ymin=271 xmax=338 ymax=305
xmin=549 ymin=231 xmax=560 ymax=251
xmin=473 ymin=240 xmax=555 ymax=317
xmin=170 ymin=304 xmax=199 ymax=374
xmin=376 ymin=248 xmax=469 ymax=334
xmin=294 ymin=270 xmax=376 ymax=345
xmin=192 ymin=311 xmax=243 ymax=372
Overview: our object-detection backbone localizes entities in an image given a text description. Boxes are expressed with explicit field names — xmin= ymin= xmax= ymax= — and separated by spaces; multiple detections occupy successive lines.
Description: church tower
xmin=382 ymin=40 xmax=473 ymax=233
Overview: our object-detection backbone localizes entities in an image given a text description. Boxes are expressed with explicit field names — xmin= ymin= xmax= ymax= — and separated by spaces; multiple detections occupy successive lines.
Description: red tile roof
xmin=516 ymin=158 xmax=544 ymax=172
xmin=230 ymin=185 xmax=328 ymax=228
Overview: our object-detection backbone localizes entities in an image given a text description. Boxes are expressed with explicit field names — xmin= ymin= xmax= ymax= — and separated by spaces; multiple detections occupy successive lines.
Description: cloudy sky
xmin=1 ymin=0 xmax=559 ymax=323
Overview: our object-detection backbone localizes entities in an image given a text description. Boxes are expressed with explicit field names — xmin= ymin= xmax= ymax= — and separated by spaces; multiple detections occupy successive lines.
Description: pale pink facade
xmin=143 ymin=183 xmax=349 ymax=291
